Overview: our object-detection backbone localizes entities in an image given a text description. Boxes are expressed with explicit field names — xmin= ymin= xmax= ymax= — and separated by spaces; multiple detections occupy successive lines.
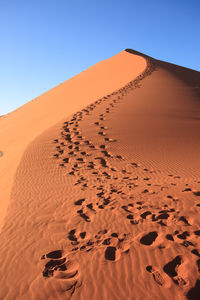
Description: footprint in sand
xmin=41 ymin=250 xmax=81 ymax=297
xmin=179 ymin=216 xmax=191 ymax=226
xmin=80 ymin=232 xmax=86 ymax=239
xmin=68 ymin=229 xmax=78 ymax=243
xmin=74 ymin=198 xmax=85 ymax=206
xmin=104 ymin=137 xmax=117 ymax=142
xmin=95 ymin=157 xmax=109 ymax=168
xmin=101 ymin=150 xmax=112 ymax=158
xmin=140 ymin=231 xmax=158 ymax=246
xmin=105 ymin=246 xmax=121 ymax=261
xmin=77 ymin=209 xmax=91 ymax=222
xmin=98 ymin=131 xmax=106 ymax=136
xmin=146 ymin=265 xmax=165 ymax=286
xmin=163 ymin=255 xmax=186 ymax=286
xmin=104 ymin=236 xmax=130 ymax=262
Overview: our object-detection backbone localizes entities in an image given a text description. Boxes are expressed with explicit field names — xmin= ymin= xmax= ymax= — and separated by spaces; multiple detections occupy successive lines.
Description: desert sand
xmin=0 ymin=49 xmax=199 ymax=300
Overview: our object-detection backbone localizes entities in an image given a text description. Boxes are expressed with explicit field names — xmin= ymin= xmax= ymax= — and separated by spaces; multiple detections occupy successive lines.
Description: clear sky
xmin=0 ymin=0 xmax=199 ymax=115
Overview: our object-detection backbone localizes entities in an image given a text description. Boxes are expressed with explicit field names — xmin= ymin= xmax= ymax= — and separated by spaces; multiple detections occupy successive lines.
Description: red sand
xmin=0 ymin=49 xmax=200 ymax=299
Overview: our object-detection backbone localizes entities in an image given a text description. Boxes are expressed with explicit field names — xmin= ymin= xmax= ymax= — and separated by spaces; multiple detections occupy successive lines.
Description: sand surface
xmin=0 ymin=50 xmax=200 ymax=299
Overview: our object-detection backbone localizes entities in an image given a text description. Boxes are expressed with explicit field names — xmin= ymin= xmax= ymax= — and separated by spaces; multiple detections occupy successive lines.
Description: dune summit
xmin=0 ymin=49 xmax=200 ymax=300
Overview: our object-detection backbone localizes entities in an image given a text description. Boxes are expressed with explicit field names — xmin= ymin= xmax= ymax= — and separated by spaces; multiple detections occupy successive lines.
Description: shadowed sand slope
xmin=0 ymin=50 xmax=200 ymax=300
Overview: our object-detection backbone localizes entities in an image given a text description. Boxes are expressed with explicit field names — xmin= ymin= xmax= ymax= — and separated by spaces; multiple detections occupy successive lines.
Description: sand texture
xmin=0 ymin=50 xmax=200 ymax=300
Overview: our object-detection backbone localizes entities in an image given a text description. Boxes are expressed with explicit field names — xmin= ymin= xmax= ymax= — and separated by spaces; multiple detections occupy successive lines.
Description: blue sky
xmin=0 ymin=0 xmax=199 ymax=115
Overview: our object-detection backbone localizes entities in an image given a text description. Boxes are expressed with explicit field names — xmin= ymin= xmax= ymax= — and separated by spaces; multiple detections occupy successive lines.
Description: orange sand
xmin=0 ymin=49 xmax=199 ymax=300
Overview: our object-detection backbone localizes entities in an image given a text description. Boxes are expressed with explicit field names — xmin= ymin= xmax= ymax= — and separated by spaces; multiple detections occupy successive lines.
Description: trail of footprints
xmin=42 ymin=58 xmax=200 ymax=297
xmin=67 ymin=228 xmax=130 ymax=260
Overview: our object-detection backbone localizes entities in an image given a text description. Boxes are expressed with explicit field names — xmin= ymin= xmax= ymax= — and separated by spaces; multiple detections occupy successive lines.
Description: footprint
xmin=99 ymin=144 xmax=106 ymax=149
xmin=191 ymin=249 xmax=200 ymax=257
xmin=74 ymin=199 xmax=85 ymax=206
xmin=140 ymin=232 xmax=158 ymax=246
xmin=107 ymin=138 xmax=117 ymax=142
xmin=101 ymin=150 xmax=112 ymax=158
xmin=179 ymin=216 xmax=190 ymax=226
xmin=45 ymin=250 xmax=63 ymax=259
xmin=68 ymin=229 xmax=77 ymax=242
xmin=140 ymin=211 xmax=152 ymax=219
xmin=43 ymin=257 xmax=66 ymax=277
xmin=131 ymin=162 xmax=140 ymax=167
xmin=146 ymin=265 xmax=165 ymax=286
xmin=102 ymin=171 xmax=111 ymax=179
xmin=77 ymin=210 xmax=91 ymax=222
xmin=177 ymin=231 xmax=190 ymax=240
xmin=121 ymin=205 xmax=132 ymax=213
xmin=166 ymin=234 xmax=174 ymax=241
xmin=86 ymin=203 xmax=95 ymax=211
xmin=95 ymin=229 xmax=108 ymax=240
xmin=65 ymin=134 xmax=72 ymax=143
xmin=63 ymin=157 xmax=69 ymax=163
xmin=80 ymin=232 xmax=86 ymax=239
xmin=182 ymin=188 xmax=192 ymax=192
xmin=98 ymin=131 xmax=106 ymax=136
xmin=105 ymin=246 xmax=121 ymax=261
xmin=156 ymin=212 xmax=169 ymax=220
xmin=95 ymin=157 xmax=108 ymax=168
xmin=41 ymin=250 xmax=81 ymax=297
xmin=163 ymin=256 xmax=186 ymax=286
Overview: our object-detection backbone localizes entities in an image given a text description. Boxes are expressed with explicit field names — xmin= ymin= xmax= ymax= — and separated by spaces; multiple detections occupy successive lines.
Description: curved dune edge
xmin=0 ymin=53 xmax=154 ymax=300
xmin=0 ymin=51 xmax=147 ymax=230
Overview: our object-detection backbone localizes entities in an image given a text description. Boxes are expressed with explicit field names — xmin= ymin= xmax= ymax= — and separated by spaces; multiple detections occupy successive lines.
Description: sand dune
xmin=0 ymin=51 xmax=146 ymax=230
xmin=0 ymin=49 xmax=200 ymax=300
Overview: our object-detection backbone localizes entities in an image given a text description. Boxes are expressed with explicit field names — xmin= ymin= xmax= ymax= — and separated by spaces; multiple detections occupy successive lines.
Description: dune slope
xmin=0 ymin=50 xmax=200 ymax=300
xmin=0 ymin=51 xmax=146 ymax=230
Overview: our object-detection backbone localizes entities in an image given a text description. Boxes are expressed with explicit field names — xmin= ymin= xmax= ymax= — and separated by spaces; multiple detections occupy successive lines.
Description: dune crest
xmin=0 ymin=50 xmax=200 ymax=300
